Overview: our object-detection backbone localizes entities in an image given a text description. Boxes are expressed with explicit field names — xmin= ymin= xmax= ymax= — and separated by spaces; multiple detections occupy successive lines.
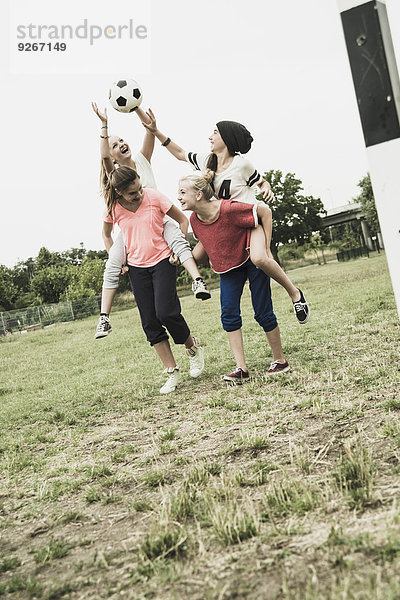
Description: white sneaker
xmin=159 ymin=367 xmax=181 ymax=394
xmin=94 ymin=315 xmax=112 ymax=339
xmin=191 ymin=279 xmax=211 ymax=301
xmin=186 ymin=337 xmax=205 ymax=378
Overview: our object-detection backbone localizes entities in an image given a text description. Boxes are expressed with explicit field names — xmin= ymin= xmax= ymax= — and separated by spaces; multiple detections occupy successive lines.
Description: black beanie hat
xmin=216 ymin=120 xmax=253 ymax=155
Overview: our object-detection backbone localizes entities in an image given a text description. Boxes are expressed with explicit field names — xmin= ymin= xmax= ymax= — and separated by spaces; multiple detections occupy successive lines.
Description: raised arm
xmin=134 ymin=107 xmax=155 ymax=163
xmin=142 ymin=108 xmax=188 ymax=162
xmin=92 ymin=102 xmax=114 ymax=176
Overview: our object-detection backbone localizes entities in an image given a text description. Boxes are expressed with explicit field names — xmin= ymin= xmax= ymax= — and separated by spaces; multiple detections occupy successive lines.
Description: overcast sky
xmin=1 ymin=0 xmax=400 ymax=268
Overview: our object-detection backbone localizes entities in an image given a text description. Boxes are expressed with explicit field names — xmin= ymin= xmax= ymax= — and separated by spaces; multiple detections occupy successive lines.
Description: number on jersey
xmin=217 ymin=180 xmax=231 ymax=199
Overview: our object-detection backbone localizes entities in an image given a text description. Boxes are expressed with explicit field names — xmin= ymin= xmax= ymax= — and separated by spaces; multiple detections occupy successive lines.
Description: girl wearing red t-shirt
xmin=178 ymin=171 xmax=289 ymax=381
xmin=103 ymin=166 xmax=205 ymax=394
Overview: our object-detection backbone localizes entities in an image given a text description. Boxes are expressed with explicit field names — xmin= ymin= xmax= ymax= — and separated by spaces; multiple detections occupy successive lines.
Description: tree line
xmin=0 ymin=246 xmax=109 ymax=312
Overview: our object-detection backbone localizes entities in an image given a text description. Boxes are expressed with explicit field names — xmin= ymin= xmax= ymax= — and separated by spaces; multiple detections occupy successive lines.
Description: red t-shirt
xmin=190 ymin=200 xmax=257 ymax=274
xmin=104 ymin=189 xmax=172 ymax=267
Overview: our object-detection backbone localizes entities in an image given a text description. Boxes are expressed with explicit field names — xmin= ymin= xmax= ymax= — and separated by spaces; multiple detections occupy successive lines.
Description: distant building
xmin=322 ymin=202 xmax=383 ymax=250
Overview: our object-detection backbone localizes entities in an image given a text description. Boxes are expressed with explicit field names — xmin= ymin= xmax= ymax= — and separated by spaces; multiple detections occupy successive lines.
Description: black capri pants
xmin=128 ymin=258 xmax=190 ymax=346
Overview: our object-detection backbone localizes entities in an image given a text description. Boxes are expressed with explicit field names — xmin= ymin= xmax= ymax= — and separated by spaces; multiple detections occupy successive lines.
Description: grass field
xmin=1 ymin=254 xmax=400 ymax=600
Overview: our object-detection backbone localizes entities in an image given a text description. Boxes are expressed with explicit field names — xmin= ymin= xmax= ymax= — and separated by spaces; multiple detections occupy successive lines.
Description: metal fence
xmin=0 ymin=296 xmax=101 ymax=336
xmin=336 ymin=247 xmax=370 ymax=261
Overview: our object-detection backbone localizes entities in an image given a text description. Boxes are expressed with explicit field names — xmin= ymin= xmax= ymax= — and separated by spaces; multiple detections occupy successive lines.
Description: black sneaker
xmin=293 ymin=289 xmax=310 ymax=324
xmin=223 ymin=367 xmax=250 ymax=384
xmin=94 ymin=315 xmax=112 ymax=339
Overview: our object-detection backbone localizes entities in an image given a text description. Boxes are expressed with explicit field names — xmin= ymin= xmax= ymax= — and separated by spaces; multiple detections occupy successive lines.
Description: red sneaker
xmin=223 ymin=367 xmax=250 ymax=384
xmin=266 ymin=361 xmax=290 ymax=375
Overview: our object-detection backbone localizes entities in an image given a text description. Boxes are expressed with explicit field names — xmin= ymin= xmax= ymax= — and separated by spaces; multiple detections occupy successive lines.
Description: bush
xmin=278 ymin=242 xmax=306 ymax=263
xmin=13 ymin=292 xmax=37 ymax=309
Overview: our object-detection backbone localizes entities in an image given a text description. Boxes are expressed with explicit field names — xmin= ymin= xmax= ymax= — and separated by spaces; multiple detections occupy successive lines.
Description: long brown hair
xmin=104 ymin=166 xmax=140 ymax=217
xmin=205 ymin=153 xmax=218 ymax=180
xmin=205 ymin=143 xmax=235 ymax=185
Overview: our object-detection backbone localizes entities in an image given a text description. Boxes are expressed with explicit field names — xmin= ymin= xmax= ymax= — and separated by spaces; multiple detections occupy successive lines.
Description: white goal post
xmin=338 ymin=0 xmax=400 ymax=319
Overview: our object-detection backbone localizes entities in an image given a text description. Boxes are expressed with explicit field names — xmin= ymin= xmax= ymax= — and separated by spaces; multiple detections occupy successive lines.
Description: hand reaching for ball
xmin=92 ymin=102 xmax=108 ymax=125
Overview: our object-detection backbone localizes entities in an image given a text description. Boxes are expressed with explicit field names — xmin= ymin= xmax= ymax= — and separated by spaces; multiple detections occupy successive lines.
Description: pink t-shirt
xmin=104 ymin=189 xmax=172 ymax=267
xmin=190 ymin=200 xmax=257 ymax=274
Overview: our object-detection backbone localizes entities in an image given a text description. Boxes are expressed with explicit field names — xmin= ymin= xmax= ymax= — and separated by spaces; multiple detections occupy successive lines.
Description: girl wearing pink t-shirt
xmin=103 ymin=166 xmax=205 ymax=394
xmin=91 ymin=102 xmax=210 ymax=341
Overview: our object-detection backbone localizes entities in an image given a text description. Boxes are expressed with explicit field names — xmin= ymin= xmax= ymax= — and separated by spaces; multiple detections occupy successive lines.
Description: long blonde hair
xmin=180 ymin=169 xmax=216 ymax=202
xmin=99 ymin=134 xmax=120 ymax=197
xmin=100 ymin=160 xmax=111 ymax=199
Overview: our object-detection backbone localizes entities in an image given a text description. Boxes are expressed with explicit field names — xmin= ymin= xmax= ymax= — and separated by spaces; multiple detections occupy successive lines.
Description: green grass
xmin=262 ymin=479 xmax=321 ymax=519
xmin=140 ymin=523 xmax=187 ymax=560
xmin=0 ymin=556 xmax=21 ymax=574
xmin=0 ymin=254 xmax=399 ymax=599
xmin=332 ymin=438 xmax=376 ymax=507
xmin=206 ymin=498 xmax=260 ymax=544
xmin=33 ymin=538 xmax=70 ymax=564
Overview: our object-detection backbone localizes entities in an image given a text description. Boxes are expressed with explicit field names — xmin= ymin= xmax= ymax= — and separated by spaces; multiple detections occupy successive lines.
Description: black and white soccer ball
xmin=108 ymin=79 xmax=143 ymax=113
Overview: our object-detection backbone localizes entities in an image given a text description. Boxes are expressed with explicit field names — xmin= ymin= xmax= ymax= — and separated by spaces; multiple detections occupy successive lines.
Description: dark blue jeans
xmin=219 ymin=260 xmax=278 ymax=333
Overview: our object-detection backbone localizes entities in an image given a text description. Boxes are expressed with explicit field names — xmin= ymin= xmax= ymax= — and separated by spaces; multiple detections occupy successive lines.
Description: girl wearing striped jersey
xmin=142 ymin=111 xmax=310 ymax=324
xmin=91 ymin=103 xmax=211 ymax=340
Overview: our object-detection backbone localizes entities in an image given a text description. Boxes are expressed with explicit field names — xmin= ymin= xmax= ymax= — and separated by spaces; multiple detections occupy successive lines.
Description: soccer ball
xmin=108 ymin=79 xmax=143 ymax=113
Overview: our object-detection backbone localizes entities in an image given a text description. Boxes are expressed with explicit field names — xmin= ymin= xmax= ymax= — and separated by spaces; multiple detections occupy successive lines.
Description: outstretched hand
xmin=92 ymin=102 xmax=108 ymax=124
xmin=141 ymin=108 xmax=157 ymax=134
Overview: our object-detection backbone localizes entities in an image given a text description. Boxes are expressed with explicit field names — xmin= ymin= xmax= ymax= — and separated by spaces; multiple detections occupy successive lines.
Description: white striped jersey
xmin=185 ymin=151 xmax=263 ymax=205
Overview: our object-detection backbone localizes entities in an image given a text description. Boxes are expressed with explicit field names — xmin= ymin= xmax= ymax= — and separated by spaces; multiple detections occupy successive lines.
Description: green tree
xmin=62 ymin=243 xmax=87 ymax=266
xmin=67 ymin=258 xmax=105 ymax=300
xmin=35 ymin=247 xmax=64 ymax=272
xmin=354 ymin=173 xmax=381 ymax=235
xmin=0 ymin=265 xmax=18 ymax=311
xmin=86 ymin=249 xmax=108 ymax=261
xmin=7 ymin=262 xmax=35 ymax=309
xmin=330 ymin=221 xmax=363 ymax=250
xmin=12 ymin=259 xmax=35 ymax=294
xmin=261 ymin=170 xmax=326 ymax=263
xmin=307 ymin=233 xmax=327 ymax=265
xmin=30 ymin=265 xmax=72 ymax=304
